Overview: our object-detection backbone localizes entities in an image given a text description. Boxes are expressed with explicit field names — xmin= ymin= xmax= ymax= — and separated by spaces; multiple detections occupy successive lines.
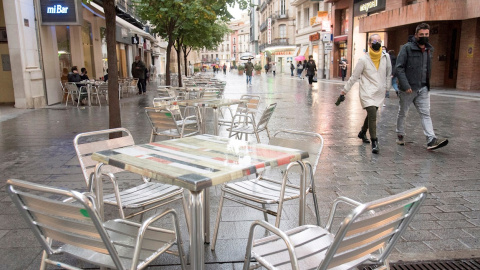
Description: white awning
xmin=88 ymin=2 xmax=156 ymax=43
xmin=299 ymin=46 xmax=308 ymax=57
xmin=294 ymin=47 xmax=300 ymax=56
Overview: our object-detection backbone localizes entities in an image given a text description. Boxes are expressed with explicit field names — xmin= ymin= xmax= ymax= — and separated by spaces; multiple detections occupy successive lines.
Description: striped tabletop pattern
xmin=176 ymin=98 xmax=244 ymax=108
xmin=92 ymin=135 xmax=308 ymax=191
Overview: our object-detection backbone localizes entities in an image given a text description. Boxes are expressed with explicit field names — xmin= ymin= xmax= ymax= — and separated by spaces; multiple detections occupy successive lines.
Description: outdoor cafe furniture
xmin=63 ymin=82 xmax=81 ymax=106
xmin=6 ymin=179 xmax=187 ymax=270
xmin=218 ymin=94 xmax=261 ymax=129
xmin=228 ymin=103 xmax=277 ymax=143
xmin=177 ymin=98 xmax=246 ymax=135
xmin=73 ymin=128 xmax=190 ymax=223
xmin=145 ymin=105 xmax=201 ymax=142
xmin=91 ymin=134 xmax=309 ymax=270
xmin=211 ymin=130 xmax=324 ymax=251
xmin=243 ymin=187 xmax=427 ymax=270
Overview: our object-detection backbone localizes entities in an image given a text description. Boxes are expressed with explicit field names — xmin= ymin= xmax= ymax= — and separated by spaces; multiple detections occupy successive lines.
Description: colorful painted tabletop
xmin=91 ymin=134 xmax=308 ymax=191
xmin=176 ymin=98 xmax=244 ymax=109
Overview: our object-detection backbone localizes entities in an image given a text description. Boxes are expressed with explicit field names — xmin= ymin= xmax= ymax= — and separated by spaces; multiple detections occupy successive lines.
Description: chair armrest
xmin=244 ymin=220 xmax=299 ymax=269
xmin=325 ymin=196 xmax=362 ymax=232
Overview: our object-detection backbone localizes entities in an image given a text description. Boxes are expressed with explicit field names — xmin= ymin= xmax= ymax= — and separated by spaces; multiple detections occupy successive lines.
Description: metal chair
xmin=64 ymin=82 xmax=79 ymax=106
xmin=73 ymin=128 xmax=190 ymax=224
xmin=145 ymin=105 xmax=200 ymax=142
xmin=6 ymin=179 xmax=187 ymax=270
xmin=212 ymin=130 xmax=324 ymax=250
xmin=97 ymin=82 xmax=109 ymax=104
xmin=219 ymin=94 xmax=261 ymax=129
xmin=127 ymin=78 xmax=139 ymax=96
xmin=89 ymin=82 xmax=102 ymax=106
xmin=153 ymin=97 xmax=177 ymax=108
xmin=243 ymin=187 xmax=428 ymax=270
xmin=228 ymin=103 xmax=277 ymax=143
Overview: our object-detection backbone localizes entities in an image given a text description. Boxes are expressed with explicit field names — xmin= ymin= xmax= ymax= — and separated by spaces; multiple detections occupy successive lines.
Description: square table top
xmin=177 ymin=98 xmax=244 ymax=108
xmin=91 ymin=135 xmax=308 ymax=192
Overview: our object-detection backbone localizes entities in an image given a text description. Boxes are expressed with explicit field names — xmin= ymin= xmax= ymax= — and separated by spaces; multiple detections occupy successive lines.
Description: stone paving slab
xmin=1 ymin=72 xmax=480 ymax=268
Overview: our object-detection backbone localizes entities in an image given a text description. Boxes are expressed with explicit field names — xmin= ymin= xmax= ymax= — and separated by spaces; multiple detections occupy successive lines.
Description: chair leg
xmin=211 ymin=190 xmax=226 ymax=251
xmin=308 ymin=164 xmax=321 ymax=226
xmin=182 ymin=194 xmax=191 ymax=233
xmin=39 ymin=249 xmax=49 ymax=270
xmin=262 ymin=203 xmax=268 ymax=222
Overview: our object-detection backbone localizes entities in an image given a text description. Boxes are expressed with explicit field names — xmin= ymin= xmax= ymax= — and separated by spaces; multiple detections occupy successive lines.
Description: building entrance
xmin=444 ymin=22 xmax=461 ymax=88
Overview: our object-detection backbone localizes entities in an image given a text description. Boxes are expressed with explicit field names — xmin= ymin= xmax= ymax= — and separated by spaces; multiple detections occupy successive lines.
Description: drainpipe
xmin=33 ymin=0 xmax=49 ymax=105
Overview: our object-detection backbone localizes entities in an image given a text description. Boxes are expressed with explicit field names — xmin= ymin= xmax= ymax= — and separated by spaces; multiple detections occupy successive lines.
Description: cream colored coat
xmin=344 ymin=52 xmax=392 ymax=108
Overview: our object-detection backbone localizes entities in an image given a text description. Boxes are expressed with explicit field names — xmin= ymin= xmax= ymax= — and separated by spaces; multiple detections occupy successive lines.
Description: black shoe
xmin=427 ymin=138 xmax=448 ymax=150
xmin=358 ymin=131 xmax=370 ymax=143
xmin=397 ymin=135 xmax=405 ymax=145
xmin=371 ymin=138 xmax=379 ymax=154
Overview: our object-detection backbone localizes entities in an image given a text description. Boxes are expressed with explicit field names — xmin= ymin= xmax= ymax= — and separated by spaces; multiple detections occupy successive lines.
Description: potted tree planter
xmin=254 ymin=64 xmax=262 ymax=75
xmin=238 ymin=65 xmax=245 ymax=75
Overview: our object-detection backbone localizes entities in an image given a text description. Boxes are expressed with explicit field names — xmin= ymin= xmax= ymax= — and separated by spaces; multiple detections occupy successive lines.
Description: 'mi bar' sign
xmin=353 ymin=0 xmax=385 ymax=17
xmin=39 ymin=0 xmax=82 ymax=25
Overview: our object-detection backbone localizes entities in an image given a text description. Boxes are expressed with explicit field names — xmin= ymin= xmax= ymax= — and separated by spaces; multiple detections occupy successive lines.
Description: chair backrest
xmin=145 ymin=107 xmax=182 ymax=135
xmin=98 ymin=83 xmax=108 ymax=94
xmin=320 ymin=187 xmax=428 ymax=270
xmin=201 ymin=88 xmax=220 ymax=99
xmin=73 ymin=128 xmax=135 ymax=187
xmin=256 ymin=103 xmax=277 ymax=131
xmin=130 ymin=78 xmax=139 ymax=86
xmin=269 ymin=130 xmax=323 ymax=176
xmin=153 ymin=97 xmax=177 ymax=108
xmin=6 ymin=179 xmax=124 ymax=269
xmin=65 ymin=82 xmax=78 ymax=93
xmin=239 ymin=95 xmax=261 ymax=112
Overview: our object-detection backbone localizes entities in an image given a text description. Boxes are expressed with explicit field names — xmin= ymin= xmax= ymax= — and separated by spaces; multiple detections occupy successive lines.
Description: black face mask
xmin=417 ymin=37 xmax=429 ymax=45
xmin=371 ymin=43 xmax=381 ymax=51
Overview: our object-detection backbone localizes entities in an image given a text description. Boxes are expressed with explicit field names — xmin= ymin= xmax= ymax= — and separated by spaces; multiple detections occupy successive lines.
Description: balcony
xmin=258 ymin=38 xmax=291 ymax=51
xmin=272 ymin=11 xmax=288 ymax=20
xmin=260 ymin=21 xmax=267 ymax=32
xmin=260 ymin=2 xmax=267 ymax=12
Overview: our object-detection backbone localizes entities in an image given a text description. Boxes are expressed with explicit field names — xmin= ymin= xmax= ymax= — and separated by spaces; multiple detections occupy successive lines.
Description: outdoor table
xmin=78 ymin=80 xmax=100 ymax=106
xmin=91 ymin=134 xmax=309 ymax=270
xmin=177 ymin=98 xmax=245 ymax=135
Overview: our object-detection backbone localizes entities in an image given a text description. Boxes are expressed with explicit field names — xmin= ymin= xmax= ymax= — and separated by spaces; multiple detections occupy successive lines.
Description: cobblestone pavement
xmin=1 ymin=71 xmax=480 ymax=269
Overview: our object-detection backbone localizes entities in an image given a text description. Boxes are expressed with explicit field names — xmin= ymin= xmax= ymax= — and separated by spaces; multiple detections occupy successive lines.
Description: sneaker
xmin=427 ymin=138 xmax=449 ymax=150
xmin=397 ymin=135 xmax=405 ymax=145
xmin=371 ymin=138 xmax=379 ymax=154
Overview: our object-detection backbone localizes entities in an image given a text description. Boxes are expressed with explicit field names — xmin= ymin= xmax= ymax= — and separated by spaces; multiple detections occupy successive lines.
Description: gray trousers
xmin=396 ymin=86 xmax=436 ymax=143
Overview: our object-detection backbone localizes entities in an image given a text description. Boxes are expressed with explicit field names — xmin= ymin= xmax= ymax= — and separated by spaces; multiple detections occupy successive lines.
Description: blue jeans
xmin=392 ymin=77 xmax=399 ymax=92
xmin=246 ymin=75 xmax=252 ymax=84
xmin=396 ymin=86 xmax=436 ymax=143
xmin=291 ymin=69 xmax=294 ymax=76
xmin=297 ymin=70 xmax=302 ymax=78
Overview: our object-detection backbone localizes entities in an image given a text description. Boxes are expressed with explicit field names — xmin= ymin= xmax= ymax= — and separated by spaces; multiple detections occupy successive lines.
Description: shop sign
xmin=324 ymin=43 xmax=333 ymax=52
xmin=353 ymin=0 xmax=386 ymax=17
xmin=132 ymin=35 xmax=139 ymax=45
xmin=40 ymin=0 xmax=82 ymax=25
xmin=121 ymin=28 xmax=128 ymax=38
xmin=273 ymin=51 xmax=293 ymax=55
xmin=267 ymin=18 xmax=272 ymax=44
xmin=309 ymin=33 xmax=320 ymax=42
xmin=467 ymin=44 xmax=474 ymax=58
xmin=145 ymin=40 xmax=151 ymax=50
xmin=310 ymin=11 xmax=329 ymax=27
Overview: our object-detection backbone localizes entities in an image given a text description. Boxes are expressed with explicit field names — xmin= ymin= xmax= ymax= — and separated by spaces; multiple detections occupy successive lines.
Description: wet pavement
xmin=1 ymin=71 xmax=480 ymax=269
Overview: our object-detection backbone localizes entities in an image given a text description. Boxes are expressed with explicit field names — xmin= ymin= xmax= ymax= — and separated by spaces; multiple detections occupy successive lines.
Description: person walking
xmin=290 ymin=62 xmax=295 ymax=76
xmin=339 ymin=57 xmax=348 ymax=81
xmin=245 ymin=59 xmax=254 ymax=86
xmin=297 ymin=62 xmax=303 ymax=79
xmin=395 ymin=22 xmax=448 ymax=150
xmin=340 ymin=34 xmax=392 ymax=154
xmin=223 ymin=64 xmax=227 ymax=74
xmin=306 ymin=55 xmax=317 ymax=87
xmin=271 ymin=63 xmax=276 ymax=76
xmin=132 ymin=55 xmax=146 ymax=95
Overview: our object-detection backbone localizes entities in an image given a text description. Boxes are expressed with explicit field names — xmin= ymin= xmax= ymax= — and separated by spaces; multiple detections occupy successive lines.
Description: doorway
xmin=444 ymin=22 xmax=460 ymax=87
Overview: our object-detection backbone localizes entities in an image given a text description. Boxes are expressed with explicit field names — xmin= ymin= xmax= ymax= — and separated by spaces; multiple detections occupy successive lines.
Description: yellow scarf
xmin=369 ymin=49 xmax=382 ymax=70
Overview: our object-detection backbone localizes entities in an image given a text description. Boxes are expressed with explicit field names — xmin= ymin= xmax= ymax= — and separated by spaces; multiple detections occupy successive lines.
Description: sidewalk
xmin=1 ymin=72 xmax=479 ymax=269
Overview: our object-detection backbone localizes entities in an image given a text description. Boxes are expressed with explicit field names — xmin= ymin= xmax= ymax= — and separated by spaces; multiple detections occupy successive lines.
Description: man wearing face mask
xmin=132 ymin=55 xmax=146 ymax=95
xmin=340 ymin=34 xmax=391 ymax=154
xmin=395 ymin=23 xmax=448 ymax=150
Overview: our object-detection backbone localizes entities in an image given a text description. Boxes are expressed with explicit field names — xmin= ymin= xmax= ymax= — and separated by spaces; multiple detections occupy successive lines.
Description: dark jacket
xmin=389 ymin=54 xmax=397 ymax=76
xmin=395 ymin=42 xmax=433 ymax=91
xmin=306 ymin=60 xmax=317 ymax=76
xmin=132 ymin=60 xmax=146 ymax=79
xmin=245 ymin=62 xmax=254 ymax=76
xmin=67 ymin=72 xmax=81 ymax=83
xmin=80 ymin=74 xmax=89 ymax=81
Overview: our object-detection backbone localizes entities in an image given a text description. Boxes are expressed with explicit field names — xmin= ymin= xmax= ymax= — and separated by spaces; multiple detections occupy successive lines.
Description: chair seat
xmin=103 ymin=182 xmax=184 ymax=208
xmin=228 ymin=124 xmax=266 ymax=135
xmin=62 ymin=219 xmax=177 ymax=269
xmin=223 ymin=179 xmax=303 ymax=204
xmin=251 ymin=225 xmax=370 ymax=270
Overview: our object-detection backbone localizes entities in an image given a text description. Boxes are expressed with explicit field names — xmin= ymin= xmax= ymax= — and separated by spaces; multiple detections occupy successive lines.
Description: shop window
xmin=279 ymin=24 xmax=286 ymax=38
xmin=280 ymin=0 xmax=286 ymax=15
xmin=304 ymin=8 xmax=309 ymax=28
xmin=340 ymin=9 xmax=349 ymax=35
xmin=56 ymin=26 xmax=71 ymax=82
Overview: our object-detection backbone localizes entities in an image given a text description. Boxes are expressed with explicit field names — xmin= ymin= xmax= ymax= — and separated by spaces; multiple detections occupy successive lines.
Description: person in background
xmin=132 ymin=55 xmax=146 ymax=95
xmin=103 ymin=69 xmax=108 ymax=82
xmin=302 ymin=60 xmax=308 ymax=79
xmin=68 ymin=66 xmax=87 ymax=105
xmin=223 ymin=64 xmax=227 ymax=74
xmin=297 ymin=61 xmax=303 ymax=79
xmin=290 ymin=62 xmax=295 ymax=76
xmin=80 ymin=67 xmax=89 ymax=81
xmin=145 ymin=67 xmax=150 ymax=85
xmin=306 ymin=55 xmax=317 ymax=87
xmin=61 ymin=68 xmax=69 ymax=82
xmin=245 ymin=59 xmax=254 ymax=86
xmin=388 ymin=50 xmax=398 ymax=96
xmin=271 ymin=63 xmax=276 ymax=77
xmin=395 ymin=22 xmax=449 ymax=150
xmin=150 ymin=64 xmax=156 ymax=82
xmin=264 ymin=63 xmax=269 ymax=74
xmin=340 ymin=34 xmax=392 ymax=154
xmin=339 ymin=57 xmax=348 ymax=81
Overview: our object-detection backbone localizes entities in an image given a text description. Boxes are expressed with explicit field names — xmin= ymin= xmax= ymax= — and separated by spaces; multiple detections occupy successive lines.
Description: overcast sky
xmin=228 ymin=3 xmax=245 ymax=20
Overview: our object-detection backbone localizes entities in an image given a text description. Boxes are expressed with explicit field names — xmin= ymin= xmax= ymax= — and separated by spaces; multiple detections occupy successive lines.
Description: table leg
xmin=94 ymin=163 xmax=104 ymax=220
xmin=203 ymin=188 xmax=210 ymax=243
xmin=88 ymin=84 xmax=92 ymax=106
xmin=213 ymin=107 xmax=219 ymax=136
xmin=189 ymin=190 xmax=205 ymax=270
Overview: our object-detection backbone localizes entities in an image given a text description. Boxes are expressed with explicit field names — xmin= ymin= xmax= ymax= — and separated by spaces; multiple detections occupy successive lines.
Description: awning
xmin=299 ymin=46 xmax=309 ymax=57
xmin=333 ymin=35 xmax=348 ymax=43
xmin=88 ymin=2 xmax=156 ymax=43
xmin=293 ymin=47 xmax=300 ymax=56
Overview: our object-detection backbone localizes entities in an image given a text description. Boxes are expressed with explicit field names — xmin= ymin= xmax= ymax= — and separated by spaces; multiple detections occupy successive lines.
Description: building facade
xmin=1 ymin=0 xmax=156 ymax=108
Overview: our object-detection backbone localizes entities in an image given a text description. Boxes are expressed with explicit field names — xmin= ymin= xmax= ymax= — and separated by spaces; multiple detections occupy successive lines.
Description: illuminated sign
xmin=353 ymin=0 xmax=385 ymax=17
xmin=267 ymin=18 xmax=272 ymax=45
xmin=309 ymin=33 xmax=320 ymax=41
xmin=40 ymin=0 xmax=82 ymax=25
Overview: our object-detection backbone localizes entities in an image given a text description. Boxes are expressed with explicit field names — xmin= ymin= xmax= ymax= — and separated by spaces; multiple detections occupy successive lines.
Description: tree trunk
xmin=176 ymin=47 xmax=182 ymax=87
xmin=165 ymin=40 xmax=173 ymax=86
xmin=104 ymin=0 xmax=121 ymax=138
xmin=182 ymin=46 xmax=188 ymax=76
